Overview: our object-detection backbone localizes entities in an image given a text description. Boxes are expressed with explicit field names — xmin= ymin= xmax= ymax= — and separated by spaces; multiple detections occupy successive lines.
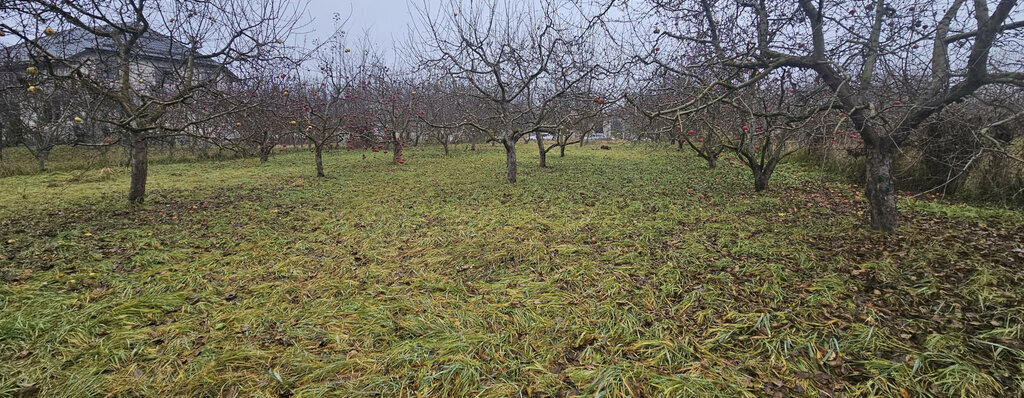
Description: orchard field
xmin=1 ymin=144 xmax=1022 ymax=397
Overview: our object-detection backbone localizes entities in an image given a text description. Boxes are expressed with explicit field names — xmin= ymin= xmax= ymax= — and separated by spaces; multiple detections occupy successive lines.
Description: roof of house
xmin=8 ymin=25 xmax=221 ymax=68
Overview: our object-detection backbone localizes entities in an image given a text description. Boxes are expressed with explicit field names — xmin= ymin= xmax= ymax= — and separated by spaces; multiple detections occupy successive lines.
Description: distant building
xmin=1 ymin=26 xmax=238 ymax=146
xmin=3 ymin=25 xmax=234 ymax=90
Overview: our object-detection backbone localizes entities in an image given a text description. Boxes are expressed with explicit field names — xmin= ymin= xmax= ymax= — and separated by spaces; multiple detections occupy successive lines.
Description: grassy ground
xmin=1 ymin=143 xmax=1023 ymax=397
xmin=0 ymin=144 xmax=243 ymax=178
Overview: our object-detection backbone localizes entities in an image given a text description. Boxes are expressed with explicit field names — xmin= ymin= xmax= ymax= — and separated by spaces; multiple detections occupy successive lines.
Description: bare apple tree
xmin=634 ymin=0 xmax=1024 ymax=229
xmin=0 ymin=61 xmax=98 ymax=170
xmin=274 ymin=27 xmax=380 ymax=177
xmin=413 ymin=0 xmax=612 ymax=182
xmin=635 ymin=0 xmax=1024 ymax=230
xmin=364 ymin=62 xmax=422 ymax=164
xmin=230 ymin=75 xmax=292 ymax=162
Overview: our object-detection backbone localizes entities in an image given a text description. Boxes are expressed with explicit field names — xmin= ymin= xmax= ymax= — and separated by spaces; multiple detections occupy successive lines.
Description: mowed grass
xmin=0 ymin=144 xmax=234 ymax=178
xmin=1 ymin=143 xmax=1023 ymax=397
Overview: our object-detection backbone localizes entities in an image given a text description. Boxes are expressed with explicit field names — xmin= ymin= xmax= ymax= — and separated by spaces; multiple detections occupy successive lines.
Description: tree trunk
xmin=259 ymin=146 xmax=271 ymax=162
xmin=536 ymin=132 xmax=547 ymax=168
xmin=314 ymin=144 xmax=325 ymax=177
xmin=753 ymin=170 xmax=770 ymax=192
xmin=503 ymin=139 xmax=517 ymax=183
xmin=442 ymin=139 xmax=449 ymax=155
xmin=559 ymin=144 xmax=566 ymax=157
xmin=128 ymin=138 xmax=148 ymax=204
xmin=36 ymin=149 xmax=49 ymax=171
xmin=393 ymin=140 xmax=401 ymax=163
xmin=706 ymin=156 xmax=717 ymax=169
xmin=167 ymin=138 xmax=175 ymax=161
xmin=749 ymin=161 xmax=776 ymax=192
xmin=865 ymin=144 xmax=898 ymax=231
xmin=470 ymin=134 xmax=477 ymax=151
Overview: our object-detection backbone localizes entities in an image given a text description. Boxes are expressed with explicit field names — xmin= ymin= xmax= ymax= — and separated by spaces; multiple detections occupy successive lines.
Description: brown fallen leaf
xmin=14 ymin=384 xmax=39 ymax=398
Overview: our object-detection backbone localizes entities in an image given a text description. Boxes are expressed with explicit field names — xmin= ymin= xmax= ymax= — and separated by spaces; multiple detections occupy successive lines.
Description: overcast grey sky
xmin=303 ymin=0 xmax=418 ymax=56
xmin=0 ymin=0 xmax=422 ymax=51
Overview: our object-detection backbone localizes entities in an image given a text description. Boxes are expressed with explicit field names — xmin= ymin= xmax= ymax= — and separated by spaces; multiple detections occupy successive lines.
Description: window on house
xmin=98 ymin=66 xmax=119 ymax=81
xmin=154 ymin=68 xmax=174 ymax=88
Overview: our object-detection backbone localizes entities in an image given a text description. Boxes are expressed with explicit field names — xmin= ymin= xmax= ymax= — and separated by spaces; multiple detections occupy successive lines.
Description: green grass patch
xmin=2 ymin=143 xmax=1022 ymax=396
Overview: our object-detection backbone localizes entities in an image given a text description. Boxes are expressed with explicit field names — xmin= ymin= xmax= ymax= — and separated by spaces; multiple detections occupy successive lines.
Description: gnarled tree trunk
xmin=503 ymin=138 xmax=517 ymax=183
xmin=128 ymin=137 xmax=148 ymax=203
xmin=35 ymin=148 xmax=49 ymax=171
xmin=754 ymin=173 xmax=769 ymax=192
xmin=865 ymin=143 xmax=898 ymax=231
xmin=751 ymin=163 xmax=776 ymax=192
xmin=536 ymin=132 xmax=547 ymax=168
xmin=314 ymin=144 xmax=325 ymax=177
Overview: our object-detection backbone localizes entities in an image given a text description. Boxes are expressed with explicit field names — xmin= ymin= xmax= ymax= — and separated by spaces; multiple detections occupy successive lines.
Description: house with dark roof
xmin=4 ymin=25 xmax=235 ymax=90
xmin=0 ymin=25 xmax=240 ymax=155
